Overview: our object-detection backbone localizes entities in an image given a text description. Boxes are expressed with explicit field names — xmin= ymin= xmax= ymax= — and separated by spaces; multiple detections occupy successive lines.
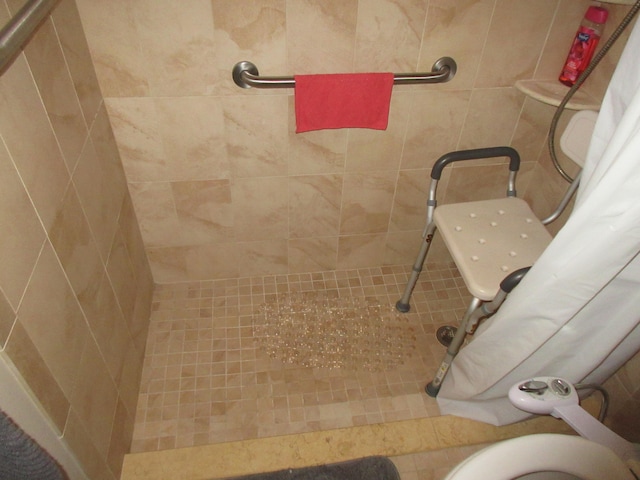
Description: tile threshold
xmin=121 ymin=413 xmax=579 ymax=480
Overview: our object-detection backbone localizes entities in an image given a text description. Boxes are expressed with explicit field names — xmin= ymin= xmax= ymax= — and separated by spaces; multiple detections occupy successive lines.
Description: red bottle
xmin=559 ymin=5 xmax=608 ymax=87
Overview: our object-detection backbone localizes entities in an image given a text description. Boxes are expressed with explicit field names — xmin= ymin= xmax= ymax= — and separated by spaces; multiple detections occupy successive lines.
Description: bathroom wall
xmin=70 ymin=0 xmax=640 ymax=450
xmin=74 ymin=0 xmax=633 ymax=284
xmin=0 ymin=0 xmax=154 ymax=478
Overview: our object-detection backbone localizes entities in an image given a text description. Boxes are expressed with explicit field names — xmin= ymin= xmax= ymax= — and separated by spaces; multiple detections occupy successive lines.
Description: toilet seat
xmin=444 ymin=434 xmax=635 ymax=480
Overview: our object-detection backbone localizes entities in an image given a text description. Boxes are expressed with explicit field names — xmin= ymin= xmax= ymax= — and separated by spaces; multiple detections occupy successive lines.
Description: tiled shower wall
xmin=0 ymin=0 xmax=153 ymax=478
xmin=72 ymin=0 xmax=640 ymax=450
xmin=75 ymin=0 xmax=630 ymax=284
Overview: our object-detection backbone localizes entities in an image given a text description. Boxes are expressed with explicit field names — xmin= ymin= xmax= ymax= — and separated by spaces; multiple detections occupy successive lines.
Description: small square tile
xmin=132 ymin=264 xmax=468 ymax=452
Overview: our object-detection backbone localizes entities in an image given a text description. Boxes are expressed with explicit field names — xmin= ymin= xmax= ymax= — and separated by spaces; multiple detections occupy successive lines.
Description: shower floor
xmin=131 ymin=263 xmax=469 ymax=454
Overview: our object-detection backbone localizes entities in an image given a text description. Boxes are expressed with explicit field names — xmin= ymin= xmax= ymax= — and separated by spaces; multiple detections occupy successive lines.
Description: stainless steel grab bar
xmin=232 ymin=57 xmax=457 ymax=89
xmin=0 ymin=0 xmax=59 ymax=74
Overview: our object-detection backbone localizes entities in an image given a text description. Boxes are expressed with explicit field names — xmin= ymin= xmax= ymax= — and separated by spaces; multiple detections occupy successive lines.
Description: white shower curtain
xmin=436 ymin=18 xmax=640 ymax=426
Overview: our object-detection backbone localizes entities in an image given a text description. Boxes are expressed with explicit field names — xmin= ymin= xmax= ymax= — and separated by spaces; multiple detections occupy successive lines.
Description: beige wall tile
xmin=172 ymin=180 xmax=235 ymax=244
xmin=185 ymin=242 xmax=240 ymax=280
xmin=511 ymin=97 xmax=556 ymax=164
xmin=233 ymin=177 xmax=289 ymax=241
xmin=0 ymin=138 xmax=46 ymax=308
xmin=237 ymin=240 xmax=288 ymax=276
xmin=212 ymin=0 xmax=287 ymax=94
xmin=23 ymin=18 xmax=88 ymax=171
xmin=64 ymin=408 xmax=116 ymax=480
xmin=474 ymin=0 xmax=557 ymax=88
xmin=340 ymin=171 xmax=396 ymax=235
xmin=51 ymin=0 xmax=103 ymax=127
xmin=119 ymin=193 xmax=153 ymax=285
xmin=354 ymin=0 xmax=428 ymax=73
xmin=288 ymin=237 xmax=338 ymax=273
xmin=129 ymin=182 xmax=181 ymax=248
xmin=49 ymin=184 xmax=104 ymax=303
xmin=389 ymin=169 xmax=431 ymax=232
xmin=4 ymin=322 xmax=70 ymax=433
xmin=89 ymin=104 xmax=129 ymax=203
xmin=74 ymin=0 xmax=150 ymax=97
xmin=73 ymin=138 xmax=118 ymax=260
xmin=0 ymin=290 xmax=15 ymax=348
xmin=384 ymin=230 xmax=425 ymax=266
xmin=108 ymin=399 xmax=135 ymax=478
xmin=133 ymin=0 xmax=217 ymax=96
xmin=337 ymin=234 xmax=387 ymax=269
xmin=401 ymin=90 xmax=471 ymax=169
xmin=79 ymin=270 xmax=128 ymax=385
xmin=223 ymin=95 xmax=288 ymax=178
xmin=71 ymin=338 xmax=119 ymax=457
xmin=458 ymin=87 xmax=525 ymax=149
xmin=107 ymin=230 xmax=138 ymax=324
xmin=16 ymin=241 xmax=89 ymax=398
xmin=74 ymin=107 xmax=129 ymax=262
xmin=286 ymin=0 xmax=358 ymax=74
xmin=444 ymin=162 xmax=526 ymax=204
xmin=418 ymin=0 xmax=495 ymax=91
xmin=105 ymin=98 xmax=169 ymax=183
xmin=155 ymin=97 xmax=230 ymax=181
xmin=147 ymin=247 xmax=190 ymax=283
xmin=0 ymin=55 xmax=70 ymax=230
xmin=289 ymin=174 xmax=342 ymax=238
xmin=117 ymin=339 xmax=147 ymax=415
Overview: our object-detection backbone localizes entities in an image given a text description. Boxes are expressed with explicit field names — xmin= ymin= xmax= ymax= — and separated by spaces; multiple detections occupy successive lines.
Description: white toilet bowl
xmin=444 ymin=433 xmax=635 ymax=480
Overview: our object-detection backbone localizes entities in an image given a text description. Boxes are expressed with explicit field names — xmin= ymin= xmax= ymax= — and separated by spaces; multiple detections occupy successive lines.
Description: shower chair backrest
xmin=560 ymin=109 xmax=599 ymax=168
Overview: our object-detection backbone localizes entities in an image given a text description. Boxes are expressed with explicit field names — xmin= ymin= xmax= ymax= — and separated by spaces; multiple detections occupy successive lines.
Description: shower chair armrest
xmin=420 ymin=146 xmax=522 ymax=240
xmin=431 ymin=146 xmax=521 ymax=179
xmin=430 ymin=146 xmax=521 ymax=198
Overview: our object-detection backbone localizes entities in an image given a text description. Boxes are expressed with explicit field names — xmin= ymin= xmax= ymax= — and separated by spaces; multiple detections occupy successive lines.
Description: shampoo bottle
xmin=559 ymin=5 xmax=608 ymax=87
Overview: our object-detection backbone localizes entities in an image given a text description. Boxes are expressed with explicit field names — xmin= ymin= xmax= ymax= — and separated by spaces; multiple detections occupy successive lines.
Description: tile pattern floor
xmin=132 ymin=263 xmax=470 ymax=454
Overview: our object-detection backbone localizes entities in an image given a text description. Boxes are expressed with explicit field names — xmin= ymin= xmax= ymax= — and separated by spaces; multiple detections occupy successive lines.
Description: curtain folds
xmin=437 ymin=18 xmax=640 ymax=426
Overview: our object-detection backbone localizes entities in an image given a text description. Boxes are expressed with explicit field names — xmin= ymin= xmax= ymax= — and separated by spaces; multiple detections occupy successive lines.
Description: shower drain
xmin=252 ymin=292 xmax=417 ymax=371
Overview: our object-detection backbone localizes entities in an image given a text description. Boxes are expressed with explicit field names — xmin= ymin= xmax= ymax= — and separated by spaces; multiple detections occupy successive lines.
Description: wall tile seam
xmin=18 ymin=20 xmax=85 ymax=179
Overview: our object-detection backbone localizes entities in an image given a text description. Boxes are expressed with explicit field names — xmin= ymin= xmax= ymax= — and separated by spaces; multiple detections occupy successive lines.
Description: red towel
xmin=294 ymin=72 xmax=394 ymax=133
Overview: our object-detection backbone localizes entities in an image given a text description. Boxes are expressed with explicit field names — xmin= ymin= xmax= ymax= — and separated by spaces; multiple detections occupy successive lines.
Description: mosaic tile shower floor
xmin=132 ymin=264 xmax=469 ymax=454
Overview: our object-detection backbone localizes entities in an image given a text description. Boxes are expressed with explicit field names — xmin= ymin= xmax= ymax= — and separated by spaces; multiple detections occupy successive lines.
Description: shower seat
xmin=396 ymin=110 xmax=598 ymax=397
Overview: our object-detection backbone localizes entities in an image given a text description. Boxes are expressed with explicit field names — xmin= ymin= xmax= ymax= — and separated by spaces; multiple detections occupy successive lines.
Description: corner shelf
xmin=515 ymin=79 xmax=601 ymax=111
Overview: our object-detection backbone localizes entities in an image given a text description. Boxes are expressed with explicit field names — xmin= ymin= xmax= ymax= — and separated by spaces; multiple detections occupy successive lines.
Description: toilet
xmin=444 ymin=377 xmax=640 ymax=480
xmin=444 ymin=434 xmax=635 ymax=480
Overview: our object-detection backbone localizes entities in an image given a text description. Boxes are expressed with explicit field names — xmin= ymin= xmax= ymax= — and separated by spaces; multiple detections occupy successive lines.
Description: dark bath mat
xmin=223 ymin=456 xmax=400 ymax=480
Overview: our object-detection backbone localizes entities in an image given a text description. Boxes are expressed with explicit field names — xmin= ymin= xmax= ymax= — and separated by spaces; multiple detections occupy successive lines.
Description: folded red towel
xmin=294 ymin=72 xmax=395 ymax=133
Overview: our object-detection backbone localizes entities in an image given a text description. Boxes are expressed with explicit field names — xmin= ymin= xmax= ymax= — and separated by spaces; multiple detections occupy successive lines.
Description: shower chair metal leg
xmin=396 ymin=222 xmax=437 ymax=313
xmin=425 ymin=267 xmax=530 ymax=397
xmin=426 ymin=297 xmax=482 ymax=397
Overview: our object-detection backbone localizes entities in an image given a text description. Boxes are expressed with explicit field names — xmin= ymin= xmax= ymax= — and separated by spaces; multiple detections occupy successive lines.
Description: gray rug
xmin=0 ymin=409 xmax=67 ymax=480
xmin=224 ymin=456 xmax=400 ymax=480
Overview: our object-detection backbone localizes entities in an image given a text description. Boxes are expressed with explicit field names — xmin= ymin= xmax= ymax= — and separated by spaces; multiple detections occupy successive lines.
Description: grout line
xmin=134 ymin=264 xmax=464 ymax=454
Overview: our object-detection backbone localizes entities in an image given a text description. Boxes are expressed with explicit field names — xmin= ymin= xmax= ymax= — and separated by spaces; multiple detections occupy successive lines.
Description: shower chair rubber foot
xmin=395 ymin=300 xmax=411 ymax=313
xmin=425 ymin=382 xmax=440 ymax=398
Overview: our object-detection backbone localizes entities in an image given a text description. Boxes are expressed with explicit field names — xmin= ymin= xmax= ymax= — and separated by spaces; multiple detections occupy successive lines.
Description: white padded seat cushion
xmin=434 ymin=197 xmax=552 ymax=300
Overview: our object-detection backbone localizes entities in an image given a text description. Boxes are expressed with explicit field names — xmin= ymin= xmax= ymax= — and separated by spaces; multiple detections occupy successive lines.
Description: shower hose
xmin=549 ymin=0 xmax=640 ymax=183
